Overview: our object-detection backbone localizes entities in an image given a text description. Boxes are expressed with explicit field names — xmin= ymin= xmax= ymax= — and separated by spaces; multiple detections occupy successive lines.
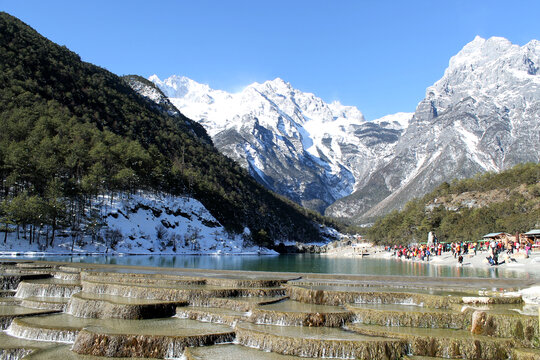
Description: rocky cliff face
xmin=327 ymin=36 xmax=540 ymax=222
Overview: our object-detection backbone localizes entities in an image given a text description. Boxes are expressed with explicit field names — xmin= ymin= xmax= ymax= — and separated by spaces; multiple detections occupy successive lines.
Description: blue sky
xmin=2 ymin=0 xmax=539 ymax=120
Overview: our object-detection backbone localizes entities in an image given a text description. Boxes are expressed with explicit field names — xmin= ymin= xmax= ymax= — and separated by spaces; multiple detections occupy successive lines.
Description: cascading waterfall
xmin=249 ymin=309 xmax=353 ymax=327
xmin=7 ymin=319 xmax=77 ymax=343
xmin=20 ymin=298 xmax=66 ymax=311
xmin=175 ymin=308 xmax=245 ymax=326
xmin=15 ymin=282 xmax=81 ymax=299
xmin=65 ymin=295 xmax=102 ymax=318
xmin=0 ymin=348 xmax=33 ymax=360
xmin=235 ymin=323 xmax=406 ymax=359
xmin=54 ymin=272 xmax=81 ymax=281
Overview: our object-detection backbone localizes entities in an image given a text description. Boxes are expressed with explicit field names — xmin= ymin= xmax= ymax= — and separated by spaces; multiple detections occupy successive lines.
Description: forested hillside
xmin=0 ymin=12 xmax=337 ymax=249
xmin=367 ymin=163 xmax=540 ymax=245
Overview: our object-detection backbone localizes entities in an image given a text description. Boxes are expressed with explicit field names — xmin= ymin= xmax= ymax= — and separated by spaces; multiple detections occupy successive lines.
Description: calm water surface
xmin=17 ymin=254 xmax=540 ymax=279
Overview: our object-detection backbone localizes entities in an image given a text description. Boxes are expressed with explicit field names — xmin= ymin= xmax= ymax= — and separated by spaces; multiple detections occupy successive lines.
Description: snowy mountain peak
xmin=260 ymin=77 xmax=291 ymax=90
xmin=427 ymin=36 xmax=540 ymax=103
xmin=143 ymin=37 xmax=540 ymax=222
xmin=149 ymin=74 xmax=214 ymax=100
xmin=448 ymin=36 xmax=515 ymax=70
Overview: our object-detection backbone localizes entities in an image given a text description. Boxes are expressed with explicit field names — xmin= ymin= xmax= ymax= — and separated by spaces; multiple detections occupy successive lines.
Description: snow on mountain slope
xmin=372 ymin=112 xmax=413 ymax=130
xmin=0 ymin=193 xmax=277 ymax=255
xmin=327 ymin=36 xmax=540 ymax=222
xmin=149 ymin=76 xmax=409 ymax=213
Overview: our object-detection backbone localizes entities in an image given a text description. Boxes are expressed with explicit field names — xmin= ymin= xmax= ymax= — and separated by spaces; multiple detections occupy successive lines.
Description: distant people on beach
xmin=384 ymin=236 xmax=536 ymax=266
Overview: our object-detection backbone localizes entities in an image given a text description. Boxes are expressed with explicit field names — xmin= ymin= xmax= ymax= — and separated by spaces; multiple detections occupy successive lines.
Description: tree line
xmin=367 ymin=163 xmax=540 ymax=245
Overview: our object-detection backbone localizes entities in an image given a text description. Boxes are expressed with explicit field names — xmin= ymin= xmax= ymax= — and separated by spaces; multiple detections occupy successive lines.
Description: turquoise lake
xmin=14 ymin=254 xmax=540 ymax=279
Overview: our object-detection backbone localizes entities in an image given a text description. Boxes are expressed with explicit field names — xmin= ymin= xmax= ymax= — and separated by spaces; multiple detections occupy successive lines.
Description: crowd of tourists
xmin=384 ymin=239 xmax=534 ymax=266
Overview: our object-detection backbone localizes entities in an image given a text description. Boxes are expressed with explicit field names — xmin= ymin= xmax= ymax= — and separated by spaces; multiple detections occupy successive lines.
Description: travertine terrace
xmin=0 ymin=260 xmax=539 ymax=359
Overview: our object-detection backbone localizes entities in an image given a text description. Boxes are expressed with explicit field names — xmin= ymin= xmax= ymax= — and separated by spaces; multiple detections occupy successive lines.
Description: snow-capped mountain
xmin=327 ymin=36 xmax=540 ymax=222
xmin=138 ymin=36 xmax=539 ymax=224
xmin=148 ymin=75 xmax=411 ymax=212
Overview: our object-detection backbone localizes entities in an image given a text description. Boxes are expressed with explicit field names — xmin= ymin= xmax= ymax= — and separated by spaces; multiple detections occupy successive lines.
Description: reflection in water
xmin=15 ymin=254 xmax=538 ymax=279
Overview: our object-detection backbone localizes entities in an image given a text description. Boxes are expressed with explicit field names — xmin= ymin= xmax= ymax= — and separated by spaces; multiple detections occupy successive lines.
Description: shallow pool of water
xmin=12 ymin=254 xmax=540 ymax=279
